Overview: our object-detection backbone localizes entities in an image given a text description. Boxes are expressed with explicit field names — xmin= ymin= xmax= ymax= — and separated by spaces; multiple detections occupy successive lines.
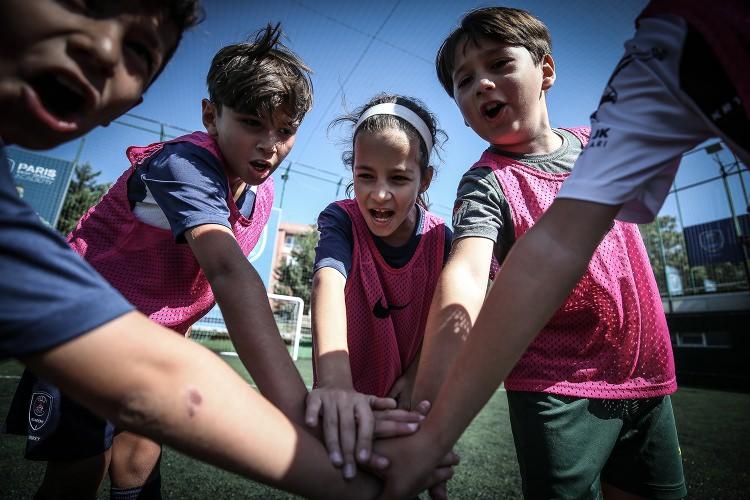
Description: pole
xmin=716 ymin=153 xmax=750 ymax=288
xmin=279 ymin=162 xmax=291 ymax=209
xmin=52 ymin=138 xmax=85 ymax=229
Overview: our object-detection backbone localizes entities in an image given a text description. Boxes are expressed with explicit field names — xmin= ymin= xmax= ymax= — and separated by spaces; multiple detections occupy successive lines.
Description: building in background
xmin=639 ymin=143 xmax=749 ymax=391
xmin=270 ymin=221 xmax=315 ymax=291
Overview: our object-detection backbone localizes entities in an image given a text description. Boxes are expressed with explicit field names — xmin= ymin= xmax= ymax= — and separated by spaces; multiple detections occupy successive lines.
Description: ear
xmin=541 ymin=54 xmax=556 ymax=91
xmin=419 ymin=166 xmax=435 ymax=193
xmin=201 ymin=98 xmax=219 ymax=136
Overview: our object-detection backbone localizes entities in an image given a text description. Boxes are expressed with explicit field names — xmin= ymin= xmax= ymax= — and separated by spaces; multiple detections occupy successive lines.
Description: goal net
xmin=190 ymin=293 xmax=306 ymax=360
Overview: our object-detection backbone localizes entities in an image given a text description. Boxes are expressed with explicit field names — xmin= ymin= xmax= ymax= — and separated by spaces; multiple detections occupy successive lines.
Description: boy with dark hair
xmin=0 ymin=4 xmax=407 ymax=498
xmin=372 ymin=6 xmax=686 ymax=499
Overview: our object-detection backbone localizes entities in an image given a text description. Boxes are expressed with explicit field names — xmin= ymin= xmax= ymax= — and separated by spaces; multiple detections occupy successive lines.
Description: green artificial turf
xmin=1 ymin=346 xmax=748 ymax=499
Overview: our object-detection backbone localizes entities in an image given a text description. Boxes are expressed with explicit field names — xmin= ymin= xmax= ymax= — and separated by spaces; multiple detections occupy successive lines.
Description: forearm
xmin=420 ymin=200 xmax=618 ymax=454
xmin=411 ymin=264 xmax=487 ymax=406
xmin=311 ymin=269 xmax=352 ymax=389
xmin=24 ymin=312 xmax=376 ymax=499
xmin=211 ymin=265 xmax=308 ymax=425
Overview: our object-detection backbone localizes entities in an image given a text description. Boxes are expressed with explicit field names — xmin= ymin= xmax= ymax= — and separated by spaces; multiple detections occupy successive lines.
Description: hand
xmin=370 ymin=432 xmax=459 ymax=500
xmin=305 ymin=387 xmax=398 ymax=479
xmin=387 ymin=372 xmax=416 ymax=410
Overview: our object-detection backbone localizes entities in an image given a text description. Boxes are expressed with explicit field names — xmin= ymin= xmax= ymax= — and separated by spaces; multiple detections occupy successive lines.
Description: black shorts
xmin=4 ymin=369 xmax=114 ymax=461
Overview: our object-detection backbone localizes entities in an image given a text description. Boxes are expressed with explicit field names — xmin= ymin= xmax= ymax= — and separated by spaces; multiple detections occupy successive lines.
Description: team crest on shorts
xmin=28 ymin=391 xmax=53 ymax=431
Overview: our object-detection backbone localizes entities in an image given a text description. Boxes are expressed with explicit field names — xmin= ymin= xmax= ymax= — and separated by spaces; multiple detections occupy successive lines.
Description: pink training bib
xmin=472 ymin=127 xmax=676 ymax=399
xmin=328 ymin=199 xmax=445 ymax=397
xmin=67 ymin=132 xmax=274 ymax=335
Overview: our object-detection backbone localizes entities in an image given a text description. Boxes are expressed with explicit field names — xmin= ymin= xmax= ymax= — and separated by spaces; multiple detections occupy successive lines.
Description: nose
xmin=256 ymin=132 xmax=278 ymax=155
xmin=476 ymin=78 xmax=495 ymax=94
xmin=69 ymin=20 xmax=124 ymax=79
xmin=373 ymin=185 xmax=392 ymax=202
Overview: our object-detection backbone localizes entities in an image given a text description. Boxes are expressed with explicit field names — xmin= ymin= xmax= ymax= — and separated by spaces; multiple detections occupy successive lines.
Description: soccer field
xmin=1 ymin=347 xmax=748 ymax=499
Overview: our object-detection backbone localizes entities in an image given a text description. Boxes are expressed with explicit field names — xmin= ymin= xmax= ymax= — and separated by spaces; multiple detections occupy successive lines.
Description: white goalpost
xmin=190 ymin=293 xmax=306 ymax=361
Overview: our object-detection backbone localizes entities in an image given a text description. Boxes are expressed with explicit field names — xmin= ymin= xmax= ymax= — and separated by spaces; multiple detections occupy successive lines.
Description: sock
xmin=110 ymin=474 xmax=161 ymax=500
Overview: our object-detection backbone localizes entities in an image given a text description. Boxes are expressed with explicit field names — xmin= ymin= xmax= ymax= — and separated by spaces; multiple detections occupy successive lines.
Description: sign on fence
xmin=683 ymin=214 xmax=750 ymax=267
xmin=6 ymin=147 xmax=75 ymax=227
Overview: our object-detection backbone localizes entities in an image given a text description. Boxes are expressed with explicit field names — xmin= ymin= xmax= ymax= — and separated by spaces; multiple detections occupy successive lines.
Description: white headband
xmin=354 ymin=103 xmax=433 ymax=154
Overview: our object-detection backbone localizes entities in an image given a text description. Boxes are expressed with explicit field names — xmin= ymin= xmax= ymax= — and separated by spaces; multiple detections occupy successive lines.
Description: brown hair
xmin=436 ymin=7 xmax=552 ymax=97
xmin=206 ymin=23 xmax=313 ymax=124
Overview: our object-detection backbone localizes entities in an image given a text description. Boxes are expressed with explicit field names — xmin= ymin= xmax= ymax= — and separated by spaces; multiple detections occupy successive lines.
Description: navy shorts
xmin=4 ymin=369 xmax=114 ymax=461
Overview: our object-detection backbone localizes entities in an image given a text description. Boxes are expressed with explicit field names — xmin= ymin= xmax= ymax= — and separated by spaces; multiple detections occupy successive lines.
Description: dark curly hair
xmin=330 ymin=93 xmax=447 ymax=209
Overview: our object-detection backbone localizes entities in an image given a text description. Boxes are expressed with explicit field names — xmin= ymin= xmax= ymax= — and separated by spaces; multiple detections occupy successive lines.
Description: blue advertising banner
xmin=194 ymin=207 xmax=282 ymax=331
xmin=6 ymin=147 xmax=75 ymax=227
xmin=683 ymin=214 xmax=750 ymax=267
xmin=248 ymin=206 xmax=282 ymax=289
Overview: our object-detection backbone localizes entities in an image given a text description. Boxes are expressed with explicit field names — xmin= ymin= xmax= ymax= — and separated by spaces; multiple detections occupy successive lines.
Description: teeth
xmin=54 ymin=74 xmax=85 ymax=98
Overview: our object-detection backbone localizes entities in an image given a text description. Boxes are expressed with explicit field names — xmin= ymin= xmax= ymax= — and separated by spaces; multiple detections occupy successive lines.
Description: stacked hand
xmin=305 ymin=387 xmax=424 ymax=479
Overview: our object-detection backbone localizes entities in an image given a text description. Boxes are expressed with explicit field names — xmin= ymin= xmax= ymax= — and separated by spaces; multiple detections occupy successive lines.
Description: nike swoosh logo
xmin=373 ymin=297 xmax=409 ymax=319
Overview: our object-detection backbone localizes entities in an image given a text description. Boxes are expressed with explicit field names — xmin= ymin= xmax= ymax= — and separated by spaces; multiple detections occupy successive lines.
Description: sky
xmin=40 ymin=0 xmax=749 ymax=228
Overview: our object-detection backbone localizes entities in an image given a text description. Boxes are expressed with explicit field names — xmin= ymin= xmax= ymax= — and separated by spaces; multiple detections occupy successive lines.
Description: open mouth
xmin=250 ymin=160 xmax=271 ymax=172
xmin=28 ymin=73 xmax=88 ymax=121
xmin=481 ymin=101 xmax=504 ymax=119
xmin=369 ymin=208 xmax=394 ymax=223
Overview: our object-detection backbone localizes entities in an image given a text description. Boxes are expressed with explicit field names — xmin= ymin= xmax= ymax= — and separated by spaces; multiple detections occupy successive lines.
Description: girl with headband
xmin=305 ymin=94 xmax=452 ymax=481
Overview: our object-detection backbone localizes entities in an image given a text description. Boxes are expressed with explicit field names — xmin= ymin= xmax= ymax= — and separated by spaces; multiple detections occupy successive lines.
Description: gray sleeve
xmin=451 ymin=167 xmax=515 ymax=260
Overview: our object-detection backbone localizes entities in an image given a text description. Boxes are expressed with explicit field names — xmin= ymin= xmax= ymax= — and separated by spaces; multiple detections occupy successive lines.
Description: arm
xmin=22 ymin=311 xmax=379 ymax=500
xmin=186 ymin=224 xmax=308 ymax=425
xmin=387 ymin=349 xmax=420 ymax=410
xmin=307 ymin=268 xmax=409 ymax=478
xmin=375 ymin=199 xmax=620 ymax=498
xmin=410 ymin=236 xmax=495 ymax=407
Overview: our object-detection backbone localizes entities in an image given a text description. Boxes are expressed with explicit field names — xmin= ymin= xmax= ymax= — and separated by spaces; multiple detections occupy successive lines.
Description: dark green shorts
xmin=507 ymin=391 xmax=686 ymax=499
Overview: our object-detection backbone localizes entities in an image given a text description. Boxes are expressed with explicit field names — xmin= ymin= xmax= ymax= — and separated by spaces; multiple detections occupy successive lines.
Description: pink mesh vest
xmin=472 ymin=127 xmax=676 ymax=399
xmin=329 ymin=199 xmax=445 ymax=397
xmin=639 ymin=0 xmax=749 ymax=121
xmin=67 ymin=132 xmax=274 ymax=335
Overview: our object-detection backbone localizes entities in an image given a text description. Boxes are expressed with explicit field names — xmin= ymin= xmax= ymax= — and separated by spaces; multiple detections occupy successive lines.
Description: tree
xmin=56 ymin=163 xmax=109 ymax=235
xmin=274 ymin=228 xmax=318 ymax=313
xmin=639 ymin=215 xmax=688 ymax=292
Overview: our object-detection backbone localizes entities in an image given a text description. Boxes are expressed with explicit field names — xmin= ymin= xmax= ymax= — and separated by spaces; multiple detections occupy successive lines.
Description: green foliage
xmin=55 ymin=163 xmax=109 ymax=236
xmin=273 ymin=228 xmax=318 ymax=312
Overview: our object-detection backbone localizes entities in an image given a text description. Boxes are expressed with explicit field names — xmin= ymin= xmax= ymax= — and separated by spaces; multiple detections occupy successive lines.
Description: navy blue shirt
xmin=0 ymin=146 xmax=133 ymax=358
xmin=126 ymin=142 xmax=255 ymax=242
xmin=314 ymin=202 xmax=453 ymax=278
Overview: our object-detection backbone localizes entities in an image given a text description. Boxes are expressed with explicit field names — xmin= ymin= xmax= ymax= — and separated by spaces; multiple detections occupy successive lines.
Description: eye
xmin=456 ymin=75 xmax=472 ymax=89
xmin=392 ymin=175 xmax=411 ymax=182
xmin=279 ymin=127 xmax=295 ymax=137
xmin=125 ymin=41 xmax=155 ymax=75
xmin=356 ymin=172 xmax=374 ymax=180
xmin=242 ymin=117 xmax=262 ymax=127
xmin=491 ymin=59 xmax=509 ymax=70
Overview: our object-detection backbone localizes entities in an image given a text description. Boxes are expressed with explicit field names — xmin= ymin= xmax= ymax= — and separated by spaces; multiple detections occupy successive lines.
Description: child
xmin=1 ymin=2 xmax=398 ymax=499
xmin=374 ymin=7 xmax=687 ymax=499
xmin=6 ymin=22 xmax=388 ymax=500
xmin=305 ymin=94 xmax=452 ymax=480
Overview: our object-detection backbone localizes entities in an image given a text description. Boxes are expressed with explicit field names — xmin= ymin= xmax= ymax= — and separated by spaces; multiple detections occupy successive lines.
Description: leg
xmin=6 ymin=370 xmax=115 ymax=499
xmin=35 ymin=451 xmax=111 ymax=500
xmin=507 ymin=391 xmax=624 ymax=500
xmin=109 ymin=431 xmax=162 ymax=498
xmin=601 ymin=396 xmax=686 ymax=500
